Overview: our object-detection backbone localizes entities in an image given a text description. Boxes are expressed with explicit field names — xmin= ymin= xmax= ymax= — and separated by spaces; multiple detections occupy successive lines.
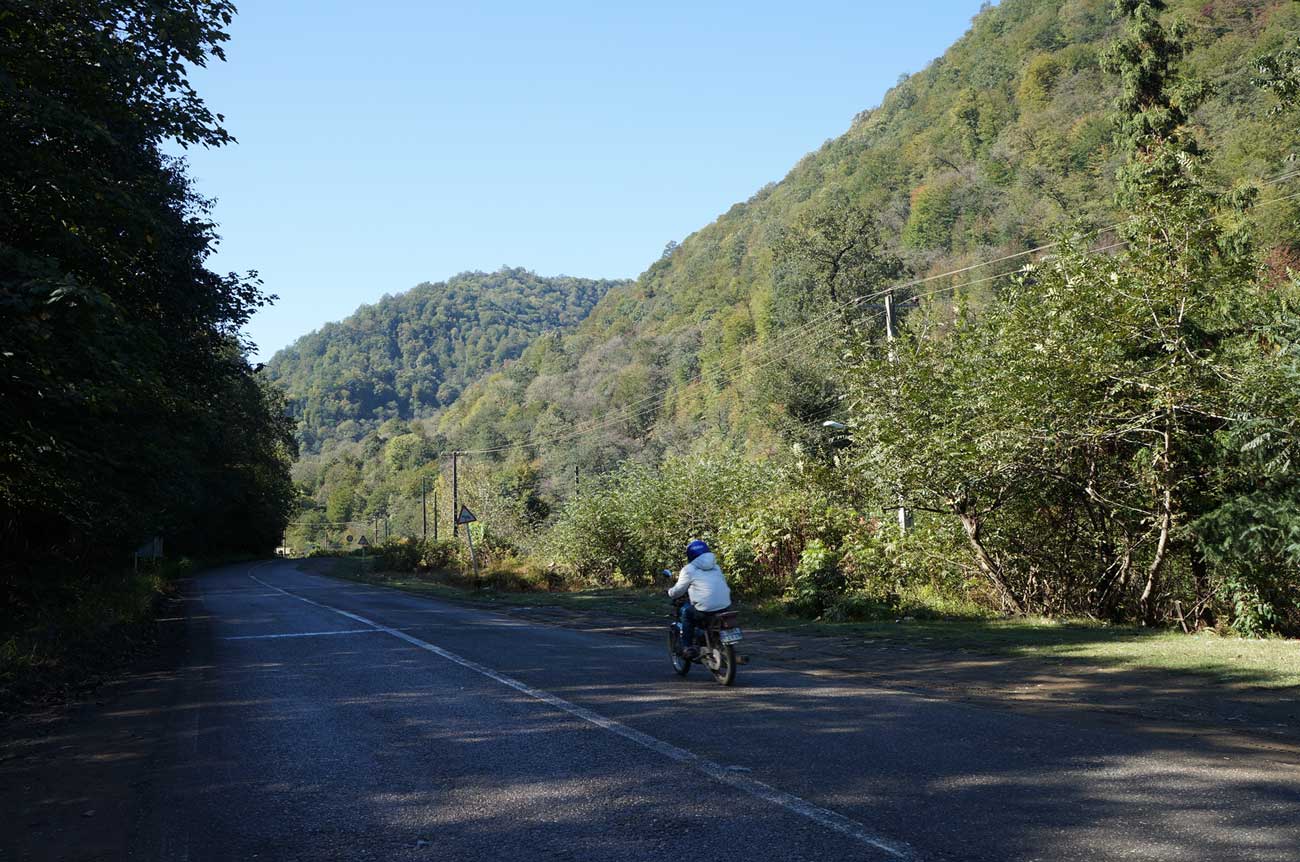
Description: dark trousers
xmin=680 ymin=603 xmax=704 ymax=651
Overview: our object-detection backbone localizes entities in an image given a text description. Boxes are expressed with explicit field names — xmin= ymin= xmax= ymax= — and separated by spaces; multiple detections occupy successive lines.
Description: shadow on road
xmin=3 ymin=564 xmax=1298 ymax=862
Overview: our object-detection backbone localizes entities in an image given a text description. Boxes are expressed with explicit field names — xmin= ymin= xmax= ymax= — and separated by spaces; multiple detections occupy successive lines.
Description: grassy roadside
xmin=783 ymin=616 xmax=1300 ymax=689
xmin=318 ymin=556 xmax=675 ymax=618
xmin=319 ymin=557 xmax=1300 ymax=690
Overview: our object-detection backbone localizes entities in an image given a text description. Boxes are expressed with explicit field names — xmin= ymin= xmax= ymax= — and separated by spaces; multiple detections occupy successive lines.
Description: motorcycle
xmin=661 ymin=569 xmax=746 ymax=686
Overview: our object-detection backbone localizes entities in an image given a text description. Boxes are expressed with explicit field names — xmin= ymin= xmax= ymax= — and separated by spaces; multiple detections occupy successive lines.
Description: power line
xmin=284 ymin=520 xmax=374 ymax=527
xmin=456 ymin=176 xmax=1300 ymax=457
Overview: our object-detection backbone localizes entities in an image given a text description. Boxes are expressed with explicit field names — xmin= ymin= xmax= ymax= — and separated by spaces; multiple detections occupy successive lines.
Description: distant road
xmin=6 ymin=559 xmax=1299 ymax=861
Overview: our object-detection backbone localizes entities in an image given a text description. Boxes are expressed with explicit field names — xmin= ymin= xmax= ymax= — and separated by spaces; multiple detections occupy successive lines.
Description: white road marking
xmin=197 ymin=590 xmax=285 ymax=597
xmin=221 ymin=628 xmax=384 ymax=641
xmin=247 ymin=572 xmax=913 ymax=859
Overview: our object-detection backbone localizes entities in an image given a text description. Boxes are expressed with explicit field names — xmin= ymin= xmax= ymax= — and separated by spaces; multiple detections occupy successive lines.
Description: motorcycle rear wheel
xmin=708 ymin=642 xmax=736 ymax=686
xmin=667 ymin=628 xmax=690 ymax=676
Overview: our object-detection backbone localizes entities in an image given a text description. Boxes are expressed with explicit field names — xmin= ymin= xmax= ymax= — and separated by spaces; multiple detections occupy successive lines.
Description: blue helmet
xmin=685 ymin=540 xmax=710 ymax=562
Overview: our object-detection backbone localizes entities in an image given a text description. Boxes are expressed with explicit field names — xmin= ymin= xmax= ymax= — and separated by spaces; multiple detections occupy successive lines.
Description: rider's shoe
xmin=681 ymin=646 xmax=700 ymax=660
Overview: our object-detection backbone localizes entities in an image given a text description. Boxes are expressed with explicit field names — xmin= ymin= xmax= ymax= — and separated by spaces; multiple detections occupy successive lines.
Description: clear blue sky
xmin=181 ymin=1 xmax=986 ymax=361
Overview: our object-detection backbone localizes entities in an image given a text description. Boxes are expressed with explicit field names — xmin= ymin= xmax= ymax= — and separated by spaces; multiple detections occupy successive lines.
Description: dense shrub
xmin=823 ymin=592 xmax=897 ymax=622
xmin=783 ymin=540 xmax=845 ymax=617
xmin=717 ymin=480 xmax=855 ymax=597
xmin=374 ymin=537 xmax=464 ymax=573
xmin=421 ymin=538 xmax=462 ymax=571
xmin=540 ymin=454 xmax=777 ymax=585
xmin=378 ymin=539 xmax=423 ymax=572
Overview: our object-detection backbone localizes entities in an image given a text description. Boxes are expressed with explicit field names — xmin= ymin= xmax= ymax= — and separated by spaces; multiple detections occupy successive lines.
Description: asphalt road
xmin=10 ymin=559 xmax=1300 ymax=861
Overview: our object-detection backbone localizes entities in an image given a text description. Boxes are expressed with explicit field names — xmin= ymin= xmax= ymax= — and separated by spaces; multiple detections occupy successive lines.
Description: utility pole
xmin=883 ymin=289 xmax=910 ymax=535
xmin=452 ymin=452 xmax=460 ymax=537
xmin=574 ymin=463 xmax=580 ymax=498
xmin=433 ymin=488 xmax=439 ymax=541
xmin=421 ymin=476 xmax=427 ymax=540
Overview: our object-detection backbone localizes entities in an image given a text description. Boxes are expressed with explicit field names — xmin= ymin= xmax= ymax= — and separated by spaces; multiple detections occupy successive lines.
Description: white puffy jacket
xmin=667 ymin=552 xmax=732 ymax=612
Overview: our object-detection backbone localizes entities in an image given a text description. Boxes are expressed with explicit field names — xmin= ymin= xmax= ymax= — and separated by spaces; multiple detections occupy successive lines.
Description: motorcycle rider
xmin=668 ymin=540 xmax=732 ymax=660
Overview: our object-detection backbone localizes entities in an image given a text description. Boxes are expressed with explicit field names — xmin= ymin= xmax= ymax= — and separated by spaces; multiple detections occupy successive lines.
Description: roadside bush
xmin=816 ymin=517 xmax=990 ymax=621
xmin=824 ymin=592 xmax=897 ymax=622
xmin=837 ymin=520 xmax=895 ymax=599
xmin=472 ymin=522 xmax=529 ymax=569
xmin=421 ymin=538 xmax=461 ymax=572
xmin=718 ymin=493 xmax=805 ymax=596
xmin=717 ymin=479 xmax=856 ymax=598
xmin=541 ymin=453 xmax=777 ymax=585
xmin=479 ymin=557 xmax=553 ymax=592
xmin=1 ymin=559 xmax=190 ymax=711
xmin=378 ymin=539 xmax=423 ymax=572
xmin=373 ymin=537 xmax=465 ymax=574
xmin=783 ymin=539 xmax=845 ymax=618
xmin=895 ymin=578 xmax=997 ymax=620
xmin=537 ymin=481 xmax=639 ymax=584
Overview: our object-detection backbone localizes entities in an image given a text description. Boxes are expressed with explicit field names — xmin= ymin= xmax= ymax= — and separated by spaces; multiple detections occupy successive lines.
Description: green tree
xmin=325 ymin=486 xmax=356 ymax=524
xmin=776 ymin=192 xmax=905 ymax=321
xmin=842 ymin=0 xmax=1297 ymax=629
xmin=1253 ymin=37 xmax=1300 ymax=115
xmin=767 ymin=193 xmax=905 ymax=456
xmin=1 ymin=1 xmax=294 ymax=590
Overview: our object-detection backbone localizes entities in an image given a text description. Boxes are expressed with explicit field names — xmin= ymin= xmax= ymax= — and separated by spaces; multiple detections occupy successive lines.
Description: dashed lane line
xmin=221 ymin=628 xmax=385 ymax=641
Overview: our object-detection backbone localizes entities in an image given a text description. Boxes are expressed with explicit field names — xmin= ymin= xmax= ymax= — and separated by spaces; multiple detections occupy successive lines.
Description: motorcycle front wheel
xmin=667 ymin=627 xmax=690 ymax=676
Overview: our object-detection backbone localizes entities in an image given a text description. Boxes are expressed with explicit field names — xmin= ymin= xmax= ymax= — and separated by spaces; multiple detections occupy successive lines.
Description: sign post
xmin=456 ymin=505 xmax=478 ymax=581
xmin=452 ymin=453 xmax=460 ymax=538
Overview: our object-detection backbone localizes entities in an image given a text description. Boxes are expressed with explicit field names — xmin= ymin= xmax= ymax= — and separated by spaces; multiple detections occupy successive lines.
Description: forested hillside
xmin=428 ymin=0 xmax=1298 ymax=468
xmin=286 ymin=0 xmax=1300 ymax=635
xmin=264 ymin=269 xmax=623 ymax=453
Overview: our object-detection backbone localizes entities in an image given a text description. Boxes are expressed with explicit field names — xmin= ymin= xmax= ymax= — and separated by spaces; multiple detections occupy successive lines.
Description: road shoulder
xmin=0 ymin=577 xmax=203 ymax=862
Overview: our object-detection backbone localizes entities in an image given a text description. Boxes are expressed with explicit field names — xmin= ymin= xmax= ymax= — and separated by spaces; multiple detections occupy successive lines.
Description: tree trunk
xmin=958 ymin=511 xmax=1024 ymax=615
xmin=1091 ymin=546 xmax=1131 ymax=621
xmin=1190 ymin=552 xmax=1214 ymax=629
xmin=1140 ymin=427 xmax=1173 ymax=626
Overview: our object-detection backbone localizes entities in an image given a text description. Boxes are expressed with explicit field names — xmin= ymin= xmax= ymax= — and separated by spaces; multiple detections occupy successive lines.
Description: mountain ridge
xmin=264 ymin=266 xmax=629 ymax=453
xmin=427 ymin=0 xmax=1298 ymax=467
